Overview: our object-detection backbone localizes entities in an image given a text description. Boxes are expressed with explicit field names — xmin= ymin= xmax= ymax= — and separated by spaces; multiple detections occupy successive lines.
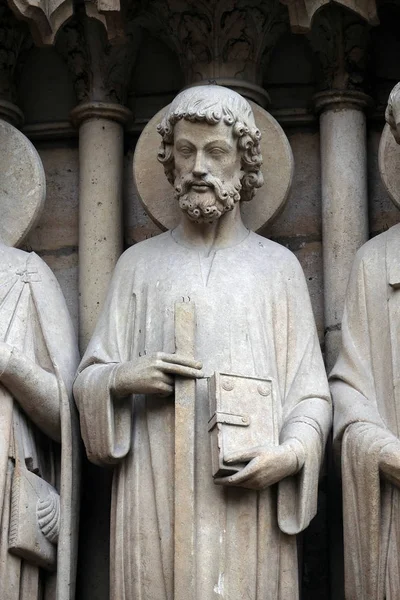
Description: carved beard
xmin=174 ymin=173 xmax=242 ymax=223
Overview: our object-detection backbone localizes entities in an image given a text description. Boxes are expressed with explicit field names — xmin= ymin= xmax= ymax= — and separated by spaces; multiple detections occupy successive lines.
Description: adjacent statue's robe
xmin=331 ymin=222 xmax=400 ymax=600
xmin=0 ymin=245 xmax=80 ymax=600
xmin=75 ymin=230 xmax=331 ymax=600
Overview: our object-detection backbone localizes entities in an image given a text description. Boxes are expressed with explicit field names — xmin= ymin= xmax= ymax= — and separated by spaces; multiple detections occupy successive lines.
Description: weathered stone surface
xmin=294 ymin=241 xmax=324 ymax=342
xmin=40 ymin=252 xmax=79 ymax=336
xmin=24 ymin=145 xmax=79 ymax=251
xmin=267 ymin=129 xmax=321 ymax=239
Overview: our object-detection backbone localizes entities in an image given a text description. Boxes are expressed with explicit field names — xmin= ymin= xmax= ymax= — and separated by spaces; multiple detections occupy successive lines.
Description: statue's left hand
xmin=214 ymin=442 xmax=303 ymax=490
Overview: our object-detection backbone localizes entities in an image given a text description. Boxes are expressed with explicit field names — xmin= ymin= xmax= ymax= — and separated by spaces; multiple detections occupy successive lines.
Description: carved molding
xmin=56 ymin=10 xmax=142 ymax=105
xmin=282 ymin=0 xmax=378 ymax=33
xmin=314 ymin=89 xmax=373 ymax=113
xmin=137 ymin=0 xmax=289 ymax=86
xmin=70 ymin=100 xmax=132 ymax=126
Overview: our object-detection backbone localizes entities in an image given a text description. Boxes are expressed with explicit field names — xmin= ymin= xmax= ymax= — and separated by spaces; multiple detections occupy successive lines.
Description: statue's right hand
xmin=379 ymin=439 xmax=400 ymax=487
xmin=112 ymin=352 xmax=203 ymax=398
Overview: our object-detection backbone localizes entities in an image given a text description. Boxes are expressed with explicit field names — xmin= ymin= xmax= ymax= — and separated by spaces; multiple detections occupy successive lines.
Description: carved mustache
xmin=175 ymin=175 xmax=216 ymax=195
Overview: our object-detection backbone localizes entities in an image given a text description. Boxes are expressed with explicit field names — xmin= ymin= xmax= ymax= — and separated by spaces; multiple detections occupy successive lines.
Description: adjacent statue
xmin=330 ymin=82 xmax=400 ymax=600
xmin=74 ymin=85 xmax=331 ymax=600
xmin=0 ymin=120 xmax=80 ymax=600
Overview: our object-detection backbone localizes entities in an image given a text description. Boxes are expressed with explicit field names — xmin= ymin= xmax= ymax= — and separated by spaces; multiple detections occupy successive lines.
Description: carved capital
xmin=138 ymin=0 xmax=288 ymax=87
xmin=56 ymin=10 xmax=142 ymax=105
xmin=309 ymin=4 xmax=372 ymax=92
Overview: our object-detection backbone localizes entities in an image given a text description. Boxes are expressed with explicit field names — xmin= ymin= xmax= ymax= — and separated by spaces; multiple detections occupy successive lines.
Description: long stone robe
xmin=75 ymin=230 xmax=331 ymax=600
xmin=331 ymin=223 xmax=400 ymax=600
xmin=0 ymin=245 xmax=80 ymax=600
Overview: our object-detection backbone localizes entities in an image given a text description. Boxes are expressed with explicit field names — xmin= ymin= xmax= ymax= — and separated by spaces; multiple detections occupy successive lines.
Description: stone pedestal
xmin=314 ymin=91 xmax=371 ymax=371
xmin=71 ymin=101 xmax=132 ymax=351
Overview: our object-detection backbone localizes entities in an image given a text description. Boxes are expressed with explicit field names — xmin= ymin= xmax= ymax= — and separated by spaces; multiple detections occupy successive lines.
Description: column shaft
xmin=316 ymin=92 xmax=370 ymax=370
xmin=72 ymin=102 xmax=131 ymax=351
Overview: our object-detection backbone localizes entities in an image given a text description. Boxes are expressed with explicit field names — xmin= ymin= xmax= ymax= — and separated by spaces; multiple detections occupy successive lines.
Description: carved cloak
xmin=0 ymin=246 xmax=80 ymax=600
xmin=75 ymin=230 xmax=331 ymax=600
xmin=331 ymin=222 xmax=400 ymax=600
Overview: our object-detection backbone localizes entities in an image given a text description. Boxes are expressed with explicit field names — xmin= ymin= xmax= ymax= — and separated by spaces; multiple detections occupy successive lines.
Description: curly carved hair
xmin=386 ymin=82 xmax=400 ymax=145
xmin=157 ymin=85 xmax=264 ymax=202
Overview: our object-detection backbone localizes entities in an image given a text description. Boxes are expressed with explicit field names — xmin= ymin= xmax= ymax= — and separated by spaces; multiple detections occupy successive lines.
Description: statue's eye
xmin=178 ymin=147 xmax=193 ymax=156
xmin=209 ymin=147 xmax=225 ymax=156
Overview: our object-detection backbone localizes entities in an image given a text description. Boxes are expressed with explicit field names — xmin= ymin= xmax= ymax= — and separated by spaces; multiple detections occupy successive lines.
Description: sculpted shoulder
xmin=351 ymin=223 xmax=400 ymax=277
xmin=247 ymin=232 xmax=306 ymax=279
xmin=0 ymin=243 xmax=30 ymax=269
xmin=112 ymin=231 xmax=174 ymax=272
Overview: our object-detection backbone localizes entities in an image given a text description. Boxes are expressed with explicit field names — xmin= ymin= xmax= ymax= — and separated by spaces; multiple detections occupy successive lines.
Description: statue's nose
xmin=192 ymin=152 xmax=207 ymax=178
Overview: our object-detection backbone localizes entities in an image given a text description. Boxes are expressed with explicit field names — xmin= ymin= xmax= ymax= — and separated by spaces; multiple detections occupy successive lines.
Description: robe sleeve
xmin=73 ymin=250 xmax=136 ymax=466
xmin=276 ymin=254 xmax=332 ymax=534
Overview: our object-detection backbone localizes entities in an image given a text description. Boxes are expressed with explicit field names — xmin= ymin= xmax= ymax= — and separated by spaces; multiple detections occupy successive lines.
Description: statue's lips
xmin=190 ymin=183 xmax=211 ymax=192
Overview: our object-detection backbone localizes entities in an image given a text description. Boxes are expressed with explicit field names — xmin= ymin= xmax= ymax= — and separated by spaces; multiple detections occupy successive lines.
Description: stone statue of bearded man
xmin=74 ymin=85 xmax=331 ymax=600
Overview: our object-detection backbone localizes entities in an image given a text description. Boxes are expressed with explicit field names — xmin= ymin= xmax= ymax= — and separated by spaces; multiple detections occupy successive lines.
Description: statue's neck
xmin=173 ymin=203 xmax=249 ymax=254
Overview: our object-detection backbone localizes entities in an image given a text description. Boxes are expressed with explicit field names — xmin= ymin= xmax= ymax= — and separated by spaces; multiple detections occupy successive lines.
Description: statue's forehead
xmin=173 ymin=119 xmax=236 ymax=145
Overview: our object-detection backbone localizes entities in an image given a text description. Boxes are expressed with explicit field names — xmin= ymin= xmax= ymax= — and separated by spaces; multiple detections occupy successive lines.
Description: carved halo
xmin=379 ymin=123 xmax=400 ymax=211
xmin=0 ymin=119 xmax=45 ymax=247
xmin=133 ymin=97 xmax=294 ymax=233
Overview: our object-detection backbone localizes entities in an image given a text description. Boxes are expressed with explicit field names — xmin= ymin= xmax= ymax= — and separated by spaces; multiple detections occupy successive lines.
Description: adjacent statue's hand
xmin=113 ymin=352 xmax=203 ymax=398
xmin=379 ymin=440 xmax=400 ymax=488
xmin=214 ymin=441 xmax=304 ymax=490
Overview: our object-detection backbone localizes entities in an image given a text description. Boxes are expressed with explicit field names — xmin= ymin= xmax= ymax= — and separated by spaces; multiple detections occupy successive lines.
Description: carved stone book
xmin=208 ymin=372 xmax=279 ymax=477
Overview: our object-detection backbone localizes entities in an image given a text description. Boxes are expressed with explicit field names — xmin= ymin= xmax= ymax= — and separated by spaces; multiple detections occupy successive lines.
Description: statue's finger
xmin=223 ymin=460 xmax=260 ymax=485
xmin=160 ymin=363 xmax=204 ymax=378
xmin=154 ymin=382 xmax=174 ymax=396
xmin=160 ymin=353 xmax=203 ymax=369
xmin=159 ymin=372 xmax=174 ymax=385
xmin=224 ymin=447 xmax=261 ymax=463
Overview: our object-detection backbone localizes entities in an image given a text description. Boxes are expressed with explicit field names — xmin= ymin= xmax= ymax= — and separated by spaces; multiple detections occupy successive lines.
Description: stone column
xmin=71 ymin=101 xmax=132 ymax=351
xmin=314 ymin=91 xmax=371 ymax=371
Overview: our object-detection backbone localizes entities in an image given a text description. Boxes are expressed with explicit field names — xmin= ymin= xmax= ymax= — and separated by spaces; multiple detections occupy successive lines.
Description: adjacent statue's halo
xmin=0 ymin=119 xmax=46 ymax=247
xmin=133 ymin=99 xmax=294 ymax=232
xmin=379 ymin=122 xmax=400 ymax=210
